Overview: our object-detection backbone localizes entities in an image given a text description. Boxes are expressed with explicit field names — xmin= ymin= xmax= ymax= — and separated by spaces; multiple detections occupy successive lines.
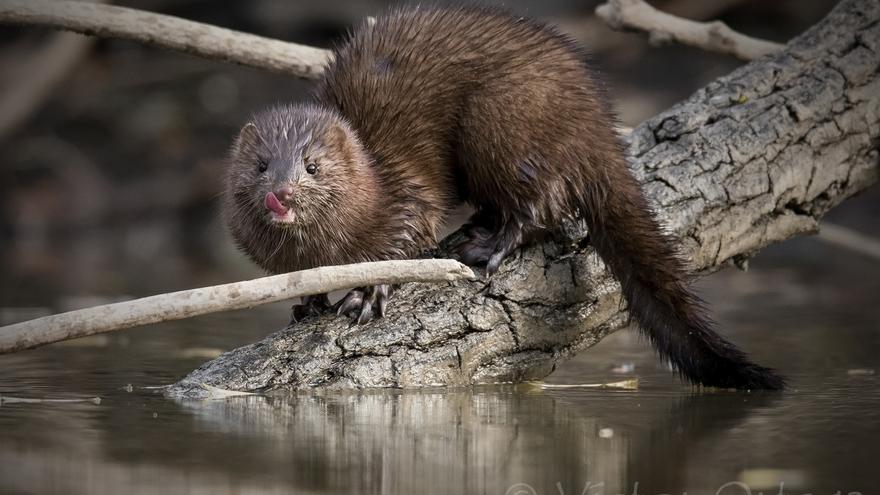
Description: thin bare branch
xmin=0 ymin=0 xmax=332 ymax=79
xmin=819 ymin=223 xmax=880 ymax=262
xmin=595 ymin=0 xmax=784 ymax=61
xmin=0 ymin=259 xmax=475 ymax=355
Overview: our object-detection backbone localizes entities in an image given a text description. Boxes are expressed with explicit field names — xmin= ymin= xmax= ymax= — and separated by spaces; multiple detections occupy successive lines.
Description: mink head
xmin=224 ymin=104 xmax=374 ymax=232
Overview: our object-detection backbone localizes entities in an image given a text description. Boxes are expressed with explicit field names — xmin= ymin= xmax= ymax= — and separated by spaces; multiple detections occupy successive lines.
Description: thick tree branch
xmin=0 ymin=0 xmax=331 ymax=79
xmin=596 ymin=0 xmax=784 ymax=60
xmin=0 ymin=260 xmax=475 ymax=354
xmin=165 ymin=0 xmax=880 ymax=397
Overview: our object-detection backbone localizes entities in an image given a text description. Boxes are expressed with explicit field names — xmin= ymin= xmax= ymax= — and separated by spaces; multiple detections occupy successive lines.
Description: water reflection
xmin=173 ymin=388 xmax=783 ymax=494
xmin=0 ymin=383 xmax=785 ymax=495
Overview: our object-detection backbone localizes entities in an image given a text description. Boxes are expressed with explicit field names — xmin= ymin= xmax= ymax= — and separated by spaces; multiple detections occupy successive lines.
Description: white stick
xmin=595 ymin=0 xmax=783 ymax=61
xmin=0 ymin=259 xmax=475 ymax=354
xmin=0 ymin=0 xmax=332 ymax=79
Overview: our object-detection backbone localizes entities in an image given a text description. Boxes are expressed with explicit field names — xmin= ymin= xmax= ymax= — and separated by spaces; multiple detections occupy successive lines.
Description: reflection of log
xmin=166 ymin=0 xmax=879 ymax=397
xmin=165 ymin=389 xmax=774 ymax=493
xmin=172 ymin=390 xmax=626 ymax=492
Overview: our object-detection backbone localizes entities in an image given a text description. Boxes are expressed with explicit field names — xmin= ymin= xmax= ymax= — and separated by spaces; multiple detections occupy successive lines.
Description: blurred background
xmin=2 ymin=1 xmax=879 ymax=494
xmin=0 ymin=0 xmax=857 ymax=307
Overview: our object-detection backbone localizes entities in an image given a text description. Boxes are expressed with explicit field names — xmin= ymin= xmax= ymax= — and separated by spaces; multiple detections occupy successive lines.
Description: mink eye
xmin=306 ymin=163 xmax=318 ymax=175
xmin=257 ymin=158 xmax=268 ymax=173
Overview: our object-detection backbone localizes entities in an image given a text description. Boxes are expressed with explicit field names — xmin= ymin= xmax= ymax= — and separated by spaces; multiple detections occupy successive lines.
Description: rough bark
xmin=167 ymin=0 xmax=879 ymax=398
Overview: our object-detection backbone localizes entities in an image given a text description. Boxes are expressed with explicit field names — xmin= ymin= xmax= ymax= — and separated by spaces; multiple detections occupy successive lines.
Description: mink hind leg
xmin=453 ymin=209 xmax=525 ymax=276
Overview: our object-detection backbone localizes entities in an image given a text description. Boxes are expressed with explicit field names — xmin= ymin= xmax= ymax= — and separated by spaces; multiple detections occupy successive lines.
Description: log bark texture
xmin=168 ymin=0 xmax=879 ymax=398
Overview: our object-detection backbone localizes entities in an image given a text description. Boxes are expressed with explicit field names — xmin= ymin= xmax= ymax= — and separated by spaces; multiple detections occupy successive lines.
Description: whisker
xmin=265 ymin=228 xmax=289 ymax=263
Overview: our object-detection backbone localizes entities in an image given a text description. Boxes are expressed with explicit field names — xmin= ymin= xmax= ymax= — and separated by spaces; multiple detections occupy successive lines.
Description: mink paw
xmin=337 ymin=284 xmax=393 ymax=325
xmin=452 ymin=224 xmax=495 ymax=267
xmin=290 ymin=294 xmax=332 ymax=324
xmin=453 ymin=220 xmax=523 ymax=276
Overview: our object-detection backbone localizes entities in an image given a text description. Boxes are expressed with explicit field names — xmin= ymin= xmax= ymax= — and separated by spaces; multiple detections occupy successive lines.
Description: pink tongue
xmin=264 ymin=192 xmax=289 ymax=215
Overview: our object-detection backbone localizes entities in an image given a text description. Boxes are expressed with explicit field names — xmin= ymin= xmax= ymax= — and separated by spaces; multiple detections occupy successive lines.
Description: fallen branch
xmin=595 ymin=0 xmax=784 ymax=60
xmin=0 ymin=0 xmax=332 ymax=79
xmin=0 ymin=259 xmax=475 ymax=354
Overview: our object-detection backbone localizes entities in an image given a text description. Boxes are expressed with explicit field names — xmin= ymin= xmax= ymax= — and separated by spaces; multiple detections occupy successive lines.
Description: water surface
xmin=1 ymin=234 xmax=878 ymax=495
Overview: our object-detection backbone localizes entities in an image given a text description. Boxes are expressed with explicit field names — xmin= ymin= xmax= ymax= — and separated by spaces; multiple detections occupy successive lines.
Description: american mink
xmin=223 ymin=6 xmax=785 ymax=390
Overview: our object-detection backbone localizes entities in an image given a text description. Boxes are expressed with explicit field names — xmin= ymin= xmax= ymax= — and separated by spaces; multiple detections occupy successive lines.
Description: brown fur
xmin=223 ymin=6 xmax=784 ymax=389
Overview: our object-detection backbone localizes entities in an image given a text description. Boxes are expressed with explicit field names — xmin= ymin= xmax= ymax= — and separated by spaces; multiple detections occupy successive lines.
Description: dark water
xmin=2 ymin=225 xmax=879 ymax=494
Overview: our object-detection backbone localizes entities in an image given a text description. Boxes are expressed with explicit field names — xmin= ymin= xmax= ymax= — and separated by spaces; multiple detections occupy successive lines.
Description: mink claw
xmin=337 ymin=289 xmax=365 ymax=317
xmin=357 ymin=301 xmax=373 ymax=325
xmin=337 ymin=285 xmax=394 ymax=324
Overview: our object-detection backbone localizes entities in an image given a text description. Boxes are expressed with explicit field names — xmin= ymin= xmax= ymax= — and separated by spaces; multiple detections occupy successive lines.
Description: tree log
xmin=166 ymin=0 xmax=879 ymax=398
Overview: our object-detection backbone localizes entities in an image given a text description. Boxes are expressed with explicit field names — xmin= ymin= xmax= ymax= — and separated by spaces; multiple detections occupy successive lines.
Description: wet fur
xmin=223 ymin=6 xmax=785 ymax=390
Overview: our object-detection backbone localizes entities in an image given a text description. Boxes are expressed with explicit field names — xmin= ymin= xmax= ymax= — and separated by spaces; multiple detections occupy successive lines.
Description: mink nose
xmin=274 ymin=185 xmax=294 ymax=202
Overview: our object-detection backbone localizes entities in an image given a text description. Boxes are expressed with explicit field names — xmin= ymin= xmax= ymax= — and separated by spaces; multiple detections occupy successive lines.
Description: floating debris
xmin=611 ymin=362 xmax=636 ymax=374
xmin=529 ymin=378 xmax=639 ymax=390
xmin=199 ymin=383 xmax=257 ymax=398
xmin=177 ymin=347 xmax=225 ymax=359
xmin=847 ymin=368 xmax=875 ymax=376
xmin=141 ymin=385 xmax=171 ymax=390
xmin=0 ymin=395 xmax=101 ymax=405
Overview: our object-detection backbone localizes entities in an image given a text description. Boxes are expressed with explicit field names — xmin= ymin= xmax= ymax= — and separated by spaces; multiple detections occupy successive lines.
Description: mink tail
xmin=579 ymin=163 xmax=785 ymax=390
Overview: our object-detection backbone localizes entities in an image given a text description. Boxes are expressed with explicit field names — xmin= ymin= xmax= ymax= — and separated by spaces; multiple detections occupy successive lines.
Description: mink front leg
xmin=290 ymin=293 xmax=332 ymax=323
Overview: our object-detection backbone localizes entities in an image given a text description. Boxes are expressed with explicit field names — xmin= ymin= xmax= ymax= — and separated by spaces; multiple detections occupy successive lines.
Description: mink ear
xmin=324 ymin=123 xmax=355 ymax=161
xmin=236 ymin=122 xmax=262 ymax=149
xmin=324 ymin=123 xmax=349 ymax=149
